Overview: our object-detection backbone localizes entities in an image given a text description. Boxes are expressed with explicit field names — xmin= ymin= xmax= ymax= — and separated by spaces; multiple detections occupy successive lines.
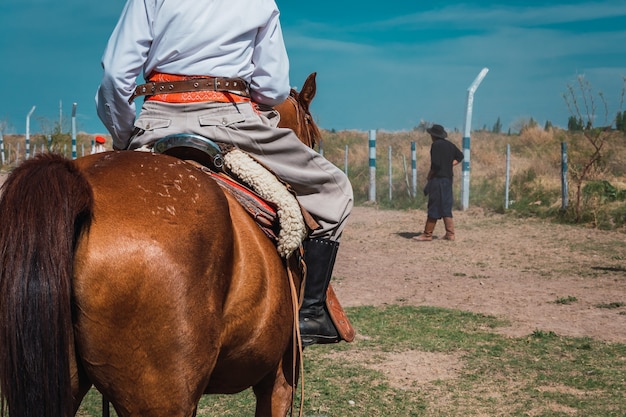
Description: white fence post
xmin=368 ymin=130 xmax=376 ymax=202
xmin=460 ymin=68 xmax=489 ymax=210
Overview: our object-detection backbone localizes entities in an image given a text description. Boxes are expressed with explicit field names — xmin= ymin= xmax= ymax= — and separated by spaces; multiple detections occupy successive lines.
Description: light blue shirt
xmin=95 ymin=0 xmax=291 ymax=148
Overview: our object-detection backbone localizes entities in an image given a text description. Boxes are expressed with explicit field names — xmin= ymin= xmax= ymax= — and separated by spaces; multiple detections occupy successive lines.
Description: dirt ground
xmin=333 ymin=205 xmax=626 ymax=343
xmin=330 ymin=205 xmax=626 ymax=387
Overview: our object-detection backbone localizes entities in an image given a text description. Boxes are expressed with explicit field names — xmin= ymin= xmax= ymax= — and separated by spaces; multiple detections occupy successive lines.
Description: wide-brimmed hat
xmin=427 ymin=124 xmax=447 ymax=139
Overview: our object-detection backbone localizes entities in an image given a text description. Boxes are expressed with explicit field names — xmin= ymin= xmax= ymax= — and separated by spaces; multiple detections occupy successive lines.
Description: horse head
xmin=275 ymin=72 xmax=322 ymax=149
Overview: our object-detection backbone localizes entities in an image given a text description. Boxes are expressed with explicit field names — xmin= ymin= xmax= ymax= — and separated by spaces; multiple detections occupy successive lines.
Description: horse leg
xmin=252 ymin=350 xmax=298 ymax=417
xmin=70 ymin=331 xmax=93 ymax=414
xmin=74 ymin=241 xmax=222 ymax=417
xmin=76 ymin=293 xmax=219 ymax=417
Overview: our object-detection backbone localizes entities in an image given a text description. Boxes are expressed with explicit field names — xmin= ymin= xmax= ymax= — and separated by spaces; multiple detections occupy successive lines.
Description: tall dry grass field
xmin=319 ymin=127 xmax=626 ymax=228
xmin=2 ymin=128 xmax=625 ymax=227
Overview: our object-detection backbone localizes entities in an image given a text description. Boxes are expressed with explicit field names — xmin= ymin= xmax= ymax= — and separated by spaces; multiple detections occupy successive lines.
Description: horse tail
xmin=0 ymin=153 xmax=93 ymax=417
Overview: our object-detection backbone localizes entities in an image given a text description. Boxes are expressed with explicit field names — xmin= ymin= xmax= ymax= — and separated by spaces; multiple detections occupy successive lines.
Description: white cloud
xmin=372 ymin=1 xmax=626 ymax=29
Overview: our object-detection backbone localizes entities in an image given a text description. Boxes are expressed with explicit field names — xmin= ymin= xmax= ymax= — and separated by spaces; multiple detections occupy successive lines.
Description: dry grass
xmin=319 ymin=128 xmax=626 ymax=226
xmin=3 ymin=128 xmax=625 ymax=226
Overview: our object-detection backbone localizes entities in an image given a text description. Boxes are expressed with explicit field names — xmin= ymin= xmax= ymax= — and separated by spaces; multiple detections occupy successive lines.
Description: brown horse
xmin=0 ymin=73 xmax=321 ymax=417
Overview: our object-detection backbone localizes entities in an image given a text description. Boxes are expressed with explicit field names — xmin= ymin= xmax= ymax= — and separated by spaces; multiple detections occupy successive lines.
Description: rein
xmin=275 ymin=88 xmax=316 ymax=417
xmin=283 ymin=90 xmax=318 ymax=149
xmin=287 ymin=253 xmax=306 ymax=417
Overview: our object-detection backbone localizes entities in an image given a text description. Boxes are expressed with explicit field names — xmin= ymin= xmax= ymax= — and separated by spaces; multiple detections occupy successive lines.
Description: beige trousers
xmin=128 ymin=100 xmax=353 ymax=241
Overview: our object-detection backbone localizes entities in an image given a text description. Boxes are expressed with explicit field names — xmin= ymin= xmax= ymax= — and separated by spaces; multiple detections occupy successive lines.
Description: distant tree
xmin=544 ymin=120 xmax=553 ymax=131
xmin=513 ymin=117 xmax=538 ymax=134
xmin=492 ymin=117 xmax=502 ymax=133
xmin=616 ymin=111 xmax=626 ymax=133
xmin=567 ymin=116 xmax=583 ymax=131
xmin=413 ymin=120 xmax=429 ymax=133
xmin=618 ymin=77 xmax=626 ymax=132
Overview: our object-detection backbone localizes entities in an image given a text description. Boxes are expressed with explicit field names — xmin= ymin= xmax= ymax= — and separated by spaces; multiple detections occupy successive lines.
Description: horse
xmin=0 ymin=73 xmax=322 ymax=417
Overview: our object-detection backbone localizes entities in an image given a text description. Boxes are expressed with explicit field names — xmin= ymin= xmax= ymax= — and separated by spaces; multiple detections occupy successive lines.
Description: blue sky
xmin=1 ymin=0 xmax=625 ymax=135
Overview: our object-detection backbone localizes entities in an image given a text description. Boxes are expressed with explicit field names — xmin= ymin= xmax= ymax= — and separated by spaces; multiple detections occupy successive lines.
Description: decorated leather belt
xmin=128 ymin=77 xmax=250 ymax=103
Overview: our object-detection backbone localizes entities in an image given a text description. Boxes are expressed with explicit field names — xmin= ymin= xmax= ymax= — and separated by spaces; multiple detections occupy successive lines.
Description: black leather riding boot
xmin=300 ymin=237 xmax=340 ymax=347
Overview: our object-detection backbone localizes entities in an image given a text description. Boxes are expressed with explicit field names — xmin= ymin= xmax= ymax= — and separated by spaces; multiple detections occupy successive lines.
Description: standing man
xmin=414 ymin=124 xmax=463 ymax=241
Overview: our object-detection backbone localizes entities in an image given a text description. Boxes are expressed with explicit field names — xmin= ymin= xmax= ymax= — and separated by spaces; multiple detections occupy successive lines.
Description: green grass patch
xmin=77 ymin=305 xmax=626 ymax=416
xmin=595 ymin=301 xmax=625 ymax=309
xmin=554 ymin=296 xmax=578 ymax=305
xmin=569 ymin=239 xmax=626 ymax=258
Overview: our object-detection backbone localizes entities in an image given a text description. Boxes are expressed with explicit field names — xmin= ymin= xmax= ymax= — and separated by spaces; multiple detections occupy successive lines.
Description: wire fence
xmin=0 ymin=131 xmax=571 ymax=211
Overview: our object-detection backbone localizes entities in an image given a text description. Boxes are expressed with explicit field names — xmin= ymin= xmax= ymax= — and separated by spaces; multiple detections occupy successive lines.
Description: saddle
xmin=153 ymin=133 xmax=355 ymax=343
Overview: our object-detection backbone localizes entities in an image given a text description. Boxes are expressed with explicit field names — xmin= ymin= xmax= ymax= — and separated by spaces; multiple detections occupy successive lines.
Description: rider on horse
xmin=95 ymin=0 xmax=353 ymax=346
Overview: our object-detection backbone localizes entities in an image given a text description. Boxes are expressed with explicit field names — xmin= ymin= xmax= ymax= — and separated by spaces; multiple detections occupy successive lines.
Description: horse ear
xmin=299 ymin=72 xmax=317 ymax=111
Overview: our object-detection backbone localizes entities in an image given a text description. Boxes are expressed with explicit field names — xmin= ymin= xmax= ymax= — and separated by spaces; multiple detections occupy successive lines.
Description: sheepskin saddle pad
xmin=153 ymin=133 xmax=308 ymax=258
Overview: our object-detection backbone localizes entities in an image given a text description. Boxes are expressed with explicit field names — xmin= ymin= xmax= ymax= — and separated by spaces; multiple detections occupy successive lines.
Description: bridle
xmin=284 ymin=89 xmax=320 ymax=149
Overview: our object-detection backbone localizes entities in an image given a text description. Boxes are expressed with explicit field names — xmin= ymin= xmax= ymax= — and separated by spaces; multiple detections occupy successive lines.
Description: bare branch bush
xmin=562 ymin=75 xmax=625 ymax=222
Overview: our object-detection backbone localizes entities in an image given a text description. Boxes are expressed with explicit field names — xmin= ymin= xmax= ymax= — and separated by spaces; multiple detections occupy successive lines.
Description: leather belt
xmin=128 ymin=77 xmax=250 ymax=103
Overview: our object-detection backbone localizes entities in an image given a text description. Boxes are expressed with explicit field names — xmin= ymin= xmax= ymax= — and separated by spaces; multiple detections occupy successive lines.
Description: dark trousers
xmin=426 ymin=177 xmax=453 ymax=219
